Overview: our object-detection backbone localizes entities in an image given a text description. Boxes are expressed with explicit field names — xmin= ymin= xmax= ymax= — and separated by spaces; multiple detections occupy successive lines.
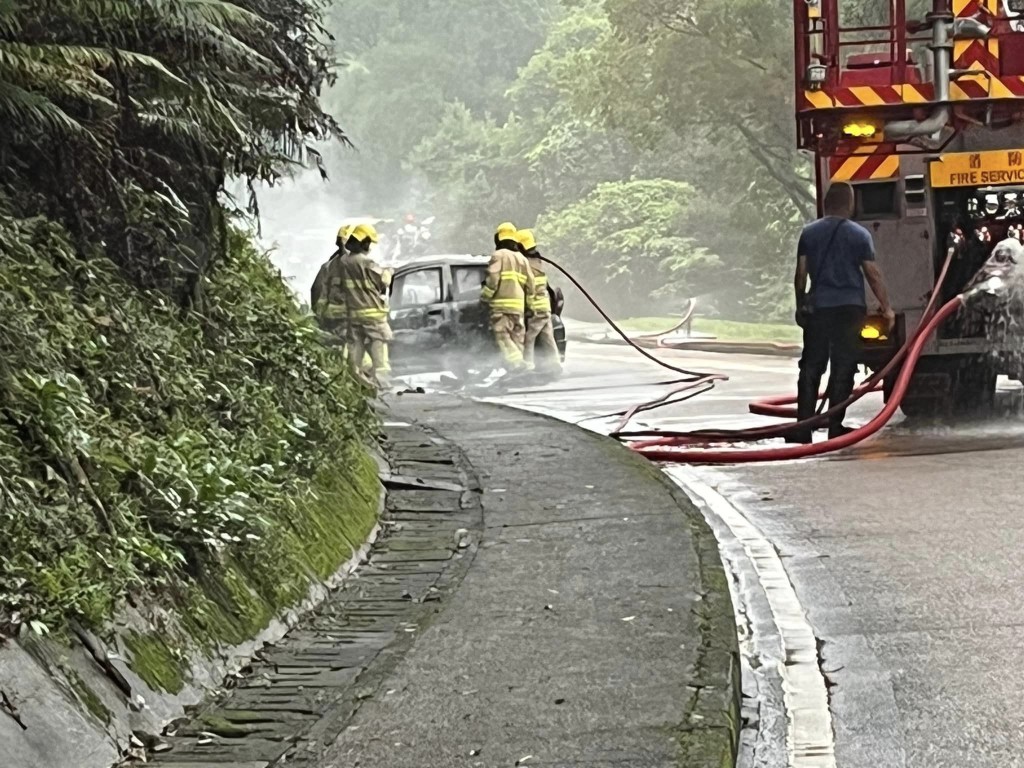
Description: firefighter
xmin=482 ymin=222 xmax=534 ymax=373
xmin=337 ymin=223 xmax=392 ymax=386
xmin=311 ymin=225 xmax=352 ymax=349
xmin=514 ymin=228 xmax=562 ymax=375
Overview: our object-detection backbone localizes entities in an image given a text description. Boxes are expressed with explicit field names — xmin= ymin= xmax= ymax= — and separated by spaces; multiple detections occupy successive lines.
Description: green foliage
xmin=0 ymin=0 xmax=380 ymax=643
xmin=406 ymin=4 xmax=642 ymax=251
xmin=539 ymin=180 xmax=719 ymax=316
xmin=0 ymin=0 xmax=342 ymax=295
xmin=0 ymin=211 xmax=376 ymax=633
xmin=323 ymin=0 xmax=562 ymax=211
xmin=329 ymin=0 xmax=888 ymax=321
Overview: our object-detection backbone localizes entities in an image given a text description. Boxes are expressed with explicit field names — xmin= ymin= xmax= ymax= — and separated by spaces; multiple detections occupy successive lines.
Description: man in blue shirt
xmin=792 ymin=181 xmax=894 ymax=443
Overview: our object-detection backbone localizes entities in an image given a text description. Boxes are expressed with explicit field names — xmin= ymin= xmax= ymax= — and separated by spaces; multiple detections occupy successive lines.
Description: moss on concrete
xmin=122 ymin=448 xmax=381 ymax=695
xmin=64 ymin=668 xmax=111 ymax=726
xmin=178 ymin=449 xmax=380 ymax=648
xmin=123 ymin=632 xmax=186 ymax=695
xmin=198 ymin=713 xmax=254 ymax=737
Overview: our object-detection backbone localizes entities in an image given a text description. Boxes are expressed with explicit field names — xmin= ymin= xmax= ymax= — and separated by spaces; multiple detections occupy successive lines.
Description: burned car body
xmin=388 ymin=254 xmax=566 ymax=376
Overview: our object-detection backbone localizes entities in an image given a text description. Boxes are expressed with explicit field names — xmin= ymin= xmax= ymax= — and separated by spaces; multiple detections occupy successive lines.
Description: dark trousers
xmin=797 ymin=305 xmax=865 ymax=430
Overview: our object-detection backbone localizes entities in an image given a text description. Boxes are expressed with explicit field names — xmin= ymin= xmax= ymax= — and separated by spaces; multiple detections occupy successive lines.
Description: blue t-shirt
xmin=797 ymin=216 xmax=874 ymax=309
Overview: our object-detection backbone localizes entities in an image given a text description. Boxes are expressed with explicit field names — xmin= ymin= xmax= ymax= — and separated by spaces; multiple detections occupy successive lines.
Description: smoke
xmin=251 ymin=172 xmax=343 ymax=299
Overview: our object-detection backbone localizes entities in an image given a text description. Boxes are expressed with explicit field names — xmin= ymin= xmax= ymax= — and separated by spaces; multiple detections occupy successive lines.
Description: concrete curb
xmin=474 ymin=398 xmax=742 ymax=768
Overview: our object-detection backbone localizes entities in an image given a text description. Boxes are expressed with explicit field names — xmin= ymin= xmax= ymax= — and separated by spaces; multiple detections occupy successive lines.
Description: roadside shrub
xmin=0 ymin=212 xmax=376 ymax=634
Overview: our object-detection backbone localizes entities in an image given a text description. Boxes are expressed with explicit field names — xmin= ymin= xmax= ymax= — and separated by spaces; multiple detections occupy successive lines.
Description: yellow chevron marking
xmin=989 ymin=76 xmax=1015 ymax=100
xmin=950 ymin=82 xmax=972 ymax=101
xmin=849 ymin=86 xmax=886 ymax=106
xmin=872 ymin=156 xmax=901 ymax=179
xmin=952 ymin=0 xmax=971 ymax=13
xmin=901 ymin=84 xmax=927 ymax=103
xmin=831 ymin=157 xmax=869 ymax=182
xmin=804 ymin=90 xmax=833 ymax=109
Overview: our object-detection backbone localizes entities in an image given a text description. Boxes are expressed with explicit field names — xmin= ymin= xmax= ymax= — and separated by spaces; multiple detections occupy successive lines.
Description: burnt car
xmin=388 ymin=254 xmax=566 ymax=376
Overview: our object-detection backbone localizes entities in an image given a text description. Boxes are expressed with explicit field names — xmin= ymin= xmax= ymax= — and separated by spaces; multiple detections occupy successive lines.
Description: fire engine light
xmin=805 ymin=63 xmax=827 ymax=90
xmin=843 ymin=122 xmax=877 ymax=138
xmin=860 ymin=314 xmax=889 ymax=342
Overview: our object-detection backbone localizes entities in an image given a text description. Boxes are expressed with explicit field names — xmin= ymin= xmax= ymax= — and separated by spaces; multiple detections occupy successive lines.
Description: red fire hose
xmin=629 ymin=296 xmax=963 ymax=463
xmin=538 ymin=250 xmax=973 ymax=464
xmin=612 ymin=247 xmax=956 ymax=445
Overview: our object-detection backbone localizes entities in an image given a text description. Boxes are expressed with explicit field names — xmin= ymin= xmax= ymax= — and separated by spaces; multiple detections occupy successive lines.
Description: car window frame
xmin=391 ymin=266 xmax=445 ymax=309
xmin=451 ymin=264 xmax=488 ymax=302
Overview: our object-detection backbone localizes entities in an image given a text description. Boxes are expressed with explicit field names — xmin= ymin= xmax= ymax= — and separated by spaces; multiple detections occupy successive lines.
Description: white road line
xmin=668 ymin=467 xmax=837 ymax=768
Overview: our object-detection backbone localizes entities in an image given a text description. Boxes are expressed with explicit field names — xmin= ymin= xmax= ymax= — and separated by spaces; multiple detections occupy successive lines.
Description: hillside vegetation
xmin=324 ymin=0 xmax=921 ymax=321
xmin=0 ymin=0 xmax=377 ymax=642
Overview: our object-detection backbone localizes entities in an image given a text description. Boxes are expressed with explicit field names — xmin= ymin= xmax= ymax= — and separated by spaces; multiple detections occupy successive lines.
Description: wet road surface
xmin=461 ymin=341 xmax=1024 ymax=768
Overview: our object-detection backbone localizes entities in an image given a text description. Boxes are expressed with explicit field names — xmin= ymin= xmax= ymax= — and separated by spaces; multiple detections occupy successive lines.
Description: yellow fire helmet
xmin=514 ymin=228 xmax=537 ymax=251
xmin=352 ymin=222 xmax=379 ymax=244
xmin=495 ymin=221 xmax=517 ymax=240
xmin=337 ymin=224 xmax=354 ymax=241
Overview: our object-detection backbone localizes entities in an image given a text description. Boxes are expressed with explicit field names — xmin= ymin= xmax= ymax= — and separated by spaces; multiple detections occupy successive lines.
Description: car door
xmin=388 ymin=267 xmax=448 ymax=361
xmin=450 ymin=264 xmax=490 ymax=339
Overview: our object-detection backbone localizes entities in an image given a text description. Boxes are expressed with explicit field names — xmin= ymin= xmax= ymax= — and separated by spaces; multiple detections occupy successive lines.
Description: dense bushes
xmin=0 ymin=0 xmax=380 ymax=644
xmin=0 ymin=212 xmax=376 ymax=635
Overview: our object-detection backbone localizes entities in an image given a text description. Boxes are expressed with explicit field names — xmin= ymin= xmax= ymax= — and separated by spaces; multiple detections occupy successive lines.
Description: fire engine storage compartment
xmin=858 ymin=155 xmax=1024 ymax=419
xmin=794 ymin=0 xmax=1024 ymax=418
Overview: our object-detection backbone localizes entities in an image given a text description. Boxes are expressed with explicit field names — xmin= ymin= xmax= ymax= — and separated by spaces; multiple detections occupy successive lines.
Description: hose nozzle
xmin=963 ymin=276 xmax=1007 ymax=302
xmin=961 ymin=237 xmax=1022 ymax=303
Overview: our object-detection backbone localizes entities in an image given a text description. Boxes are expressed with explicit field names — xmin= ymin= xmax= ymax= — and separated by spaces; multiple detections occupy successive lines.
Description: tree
xmin=561 ymin=0 xmax=816 ymax=319
xmin=406 ymin=1 xmax=648 ymax=252
xmin=0 ymin=1 xmax=384 ymax=635
xmin=539 ymin=179 xmax=719 ymax=317
xmin=321 ymin=0 xmax=562 ymax=214
xmin=0 ymin=0 xmax=341 ymax=301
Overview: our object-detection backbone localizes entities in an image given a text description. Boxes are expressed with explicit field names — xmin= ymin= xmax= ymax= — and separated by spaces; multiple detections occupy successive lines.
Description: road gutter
xmin=668 ymin=467 xmax=837 ymax=768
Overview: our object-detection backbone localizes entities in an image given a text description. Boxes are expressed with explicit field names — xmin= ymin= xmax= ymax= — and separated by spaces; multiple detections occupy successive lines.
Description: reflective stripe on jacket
xmin=332 ymin=252 xmax=388 ymax=323
xmin=526 ymin=256 xmax=551 ymax=313
xmin=482 ymin=248 xmax=534 ymax=315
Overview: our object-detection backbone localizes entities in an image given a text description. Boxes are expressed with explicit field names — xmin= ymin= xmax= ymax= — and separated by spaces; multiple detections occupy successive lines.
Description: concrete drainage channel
xmin=148 ymin=421 xmax=482 ymax=768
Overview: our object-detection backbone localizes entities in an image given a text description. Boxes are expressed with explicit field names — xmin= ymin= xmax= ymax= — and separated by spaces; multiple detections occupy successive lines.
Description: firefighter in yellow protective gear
xmin=514 ymin=229 xmax=562 ymax=375
xmin=482 ymin=222 xmax=535 ymax=372
xmin=311 ymin=225 xmax=352 ymax=349
xmin=334 ymin=223 xmax=392 ymax=385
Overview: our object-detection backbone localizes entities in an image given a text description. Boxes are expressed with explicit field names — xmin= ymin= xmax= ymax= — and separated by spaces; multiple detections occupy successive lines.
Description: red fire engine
xmin=795 ymin=0 xmax=1024 ymax=416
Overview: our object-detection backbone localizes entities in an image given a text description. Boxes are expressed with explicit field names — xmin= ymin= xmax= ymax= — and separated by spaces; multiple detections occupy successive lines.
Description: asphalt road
xmin=464 ymin=340 xmax=1024 ymax=768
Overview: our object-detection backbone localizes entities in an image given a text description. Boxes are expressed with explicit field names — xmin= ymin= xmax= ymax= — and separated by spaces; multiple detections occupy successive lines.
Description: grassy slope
xmin=0 ymin=214 xmax=379 ymax=684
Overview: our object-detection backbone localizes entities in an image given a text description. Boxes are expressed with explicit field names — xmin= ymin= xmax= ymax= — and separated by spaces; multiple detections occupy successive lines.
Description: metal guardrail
xmin=632 ymin=297 xmax=699 ymax=342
